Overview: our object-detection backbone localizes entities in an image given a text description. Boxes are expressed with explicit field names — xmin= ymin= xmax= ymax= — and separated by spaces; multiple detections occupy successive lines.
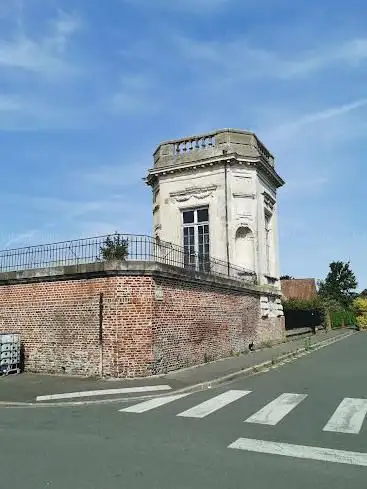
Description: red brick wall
xmin=151 ymin=277 xmax=260 ymax=374
xmin=113 ymin=276 xmax=154 ymax=377
xmin=0 ymin=269 xmax=285 ymax=377
xmin=0 ymin=276 xmax=155 ymax=377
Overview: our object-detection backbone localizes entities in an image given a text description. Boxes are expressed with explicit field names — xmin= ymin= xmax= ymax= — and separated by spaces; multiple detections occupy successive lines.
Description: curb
xmin=169 ymin=331 xmax=355 ymax=395
xmin=0 ymin=330 xmax=355 ymax=408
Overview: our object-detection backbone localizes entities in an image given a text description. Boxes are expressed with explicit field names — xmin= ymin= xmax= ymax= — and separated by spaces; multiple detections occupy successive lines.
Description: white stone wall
xmin=155 ymin=167 xmax=228 ymax=261
xmin=153 ymin=162 xmax=281 ymax=290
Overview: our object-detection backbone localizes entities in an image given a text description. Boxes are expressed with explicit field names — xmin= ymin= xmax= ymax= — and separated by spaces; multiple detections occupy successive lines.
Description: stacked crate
xmin=0 ymin=333 xmax=21 ymax=375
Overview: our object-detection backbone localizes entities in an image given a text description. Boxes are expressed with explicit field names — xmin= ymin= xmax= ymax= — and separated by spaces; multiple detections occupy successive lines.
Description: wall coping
xmin=0 ymin=261 xmax=282 ymax=297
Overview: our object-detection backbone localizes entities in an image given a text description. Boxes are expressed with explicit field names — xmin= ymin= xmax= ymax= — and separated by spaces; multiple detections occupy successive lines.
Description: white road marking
xmin=228 ymin=437 xmax=367 ymax=467
xmin=36 ymin=385 xmax=172 ymax=402
xmin=177 ymin=390 xmax=251 ymax=418
xmin=323 ymin=398 xmax=367 ymax=434
xmin=119 ymin=393 xmax=191 ymax=413
xmin=245 ymin=393 xmax=307 ymax=425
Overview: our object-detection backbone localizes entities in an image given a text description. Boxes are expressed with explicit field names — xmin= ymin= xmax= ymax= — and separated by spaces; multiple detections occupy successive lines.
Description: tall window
xmin=264 ymin=211 xmax=272 ymax=275
xmin=182 ymin=207 xmax=210 ymax=271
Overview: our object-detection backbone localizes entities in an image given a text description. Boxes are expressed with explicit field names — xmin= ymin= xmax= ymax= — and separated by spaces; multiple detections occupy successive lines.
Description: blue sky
xmin=1 ymin=0 xmax=366 ymax=288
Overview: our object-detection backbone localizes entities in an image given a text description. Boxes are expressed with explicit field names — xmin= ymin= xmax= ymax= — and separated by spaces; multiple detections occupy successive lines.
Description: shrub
xmin=100 ymin=233 xmax=129 ymax=261
xmin=282 ymin=297 xmax=324 ymax=312
xmin=354 ymin=297 xmax=367 ymax=330
xmin=282 ymin=297 xmax=326 ymax=329
xmin=329 ymin=310 xmax=356 ymax=328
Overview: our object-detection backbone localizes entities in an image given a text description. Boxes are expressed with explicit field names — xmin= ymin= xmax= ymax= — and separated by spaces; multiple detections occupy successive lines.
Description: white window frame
xmin=182 ymin=207 xmax=210 ymax=271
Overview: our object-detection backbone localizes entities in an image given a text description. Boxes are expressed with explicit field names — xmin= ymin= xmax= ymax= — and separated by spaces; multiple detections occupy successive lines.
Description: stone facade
xmin=0 ymin=262 xmax=285 ymax=377
xmin=146 ymin=129 xmax=285 ymax=289
xmin=0 ymin=129 xmax=286 ymax=378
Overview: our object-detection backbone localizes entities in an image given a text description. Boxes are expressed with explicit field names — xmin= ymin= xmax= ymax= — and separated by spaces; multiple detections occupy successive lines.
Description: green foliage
xmin=280 ymin=275 xmax=294 ymax=280
xmin=318 ymin=261 xmax=358 ymax=309
xmin=355 ymin=297 xmax=367 ymax=313
xmin=282 ymin=297 xmax=323 ymax=312
xmin=282 ymin=297 xmax=328 ymax=329
xmin=100 ymin=233 xmax=129 ymax=261
xmin=354 ymin=297 xmax=367 ymax=330
xmin=329 ymin=310 xmax=356 ymax=328
xmin=318 ymin=296 xmax=345 ymax=311
xmin=304 ymin=337 xmax=312 ymax=350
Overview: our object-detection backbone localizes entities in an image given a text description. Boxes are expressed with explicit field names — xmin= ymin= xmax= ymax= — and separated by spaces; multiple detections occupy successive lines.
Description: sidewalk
xmin=0 ymin=328 xmax=356 ymax=405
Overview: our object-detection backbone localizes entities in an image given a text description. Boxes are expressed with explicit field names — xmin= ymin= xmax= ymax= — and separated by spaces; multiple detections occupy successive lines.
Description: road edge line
xmin=0 ymin=330 xmax=356 ymax=408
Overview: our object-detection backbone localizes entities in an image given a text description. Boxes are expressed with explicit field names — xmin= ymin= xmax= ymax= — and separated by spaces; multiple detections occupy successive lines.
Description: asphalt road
xmin=0 ymin=333 xmax=366 ymax=489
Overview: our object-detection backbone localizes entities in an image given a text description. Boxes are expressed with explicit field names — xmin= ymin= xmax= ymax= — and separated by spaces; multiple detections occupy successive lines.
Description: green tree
xmin=100 ymin=233 xmax=129 ymax=261
xmin=280 ymin=275 xmax=294 ymax=280
xmin=318 ymin=261 xmax=358 ymax=309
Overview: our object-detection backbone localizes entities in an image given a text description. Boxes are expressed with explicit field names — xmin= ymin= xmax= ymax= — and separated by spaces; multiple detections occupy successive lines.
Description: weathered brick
xmin=0 ymin=271 xmax=284 ymax=377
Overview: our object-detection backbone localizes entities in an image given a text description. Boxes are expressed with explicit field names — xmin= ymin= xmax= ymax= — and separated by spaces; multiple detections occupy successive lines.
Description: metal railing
xmin=0 ymin=233 xmax=257 ymax=284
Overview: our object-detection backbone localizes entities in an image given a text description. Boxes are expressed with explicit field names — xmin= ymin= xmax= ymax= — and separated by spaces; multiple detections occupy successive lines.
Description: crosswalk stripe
xmin=323 ymin=398 xmax=367 ymax=434
xmin=245 ymin=393 xmax=307 ymax=425
xmin=119 ymin=393 xmax=191 ymax=413
xmin=228 ymin=437 xmax=367 ymax=467
xmin=177 ymin=390 xmax=251 ymax=418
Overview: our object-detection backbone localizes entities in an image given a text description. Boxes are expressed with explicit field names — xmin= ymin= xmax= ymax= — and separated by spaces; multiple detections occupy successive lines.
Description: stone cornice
xmin=146 ymin=153 xmax=284 ymax=189
xmin=0 ymin=260 xmax=281 ymax=297
xmin=263 ymin=190 xmax=276 ymax=211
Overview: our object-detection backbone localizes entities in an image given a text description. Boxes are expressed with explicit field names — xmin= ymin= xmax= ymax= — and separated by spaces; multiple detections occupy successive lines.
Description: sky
xmin=0 ymin=0 xmax=366 ymax=289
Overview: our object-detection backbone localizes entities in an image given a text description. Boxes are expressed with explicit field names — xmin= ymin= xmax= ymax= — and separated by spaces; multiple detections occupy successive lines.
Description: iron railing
xmin=0 ymin=234 xmax=257 ymax=284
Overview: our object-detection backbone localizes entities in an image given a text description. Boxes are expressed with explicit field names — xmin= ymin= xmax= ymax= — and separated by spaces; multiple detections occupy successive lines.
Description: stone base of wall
xmin=255 ymin=316 xmax=286 ymax=348
xmin=0 ymin=261 xmax=285 ymax=377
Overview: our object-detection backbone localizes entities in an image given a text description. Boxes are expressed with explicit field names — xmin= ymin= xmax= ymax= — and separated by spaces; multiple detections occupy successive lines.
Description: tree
xmin=318 ymin=261 xmax=358 ymax=309
xmin=100 ymin=232 xmax=129 ymax=261
xmin=359 ymin=288 xmax=367 ymax=297
xmin=280 ymin=275 xmax=294 ymax=280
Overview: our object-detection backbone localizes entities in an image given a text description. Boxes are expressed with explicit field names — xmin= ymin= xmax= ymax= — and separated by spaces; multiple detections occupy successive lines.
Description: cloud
xmin=266 ymin=98 xmax=367 ymax=141
xmin=173 ymin=34 xmax=367 ymax=83
xmin=0 ymin=230 xmax=40 ymax=249
xmin=0 ymin=95 xmax=23 ymax=111
xmin=111 ymin=73 xmax=159 ymax=114
xmin=0 ymin=98 xmax=93 ymax=131
xmin=0 ymin=9 xmax=81 ymax=77
xmin=47 ymin=9 xmax=82 ymax=55
xmin=0 ymin=8 xmax=93 ymax=131
xmin=291 ymin=98 xmax=367 ymax=126
xmin=278 ymin=38 xmax=367 ymax=78
xmin=28 ymin=195 xmax=123 ymax=219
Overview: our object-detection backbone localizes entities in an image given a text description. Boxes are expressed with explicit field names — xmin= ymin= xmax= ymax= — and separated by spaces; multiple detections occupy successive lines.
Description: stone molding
xmin=169 ymin=185 xmax=217 ymax=203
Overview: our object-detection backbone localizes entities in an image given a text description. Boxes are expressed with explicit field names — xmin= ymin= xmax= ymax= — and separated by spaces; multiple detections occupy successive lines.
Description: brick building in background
xmin=0 ymin=129 xmax=287 ymax=377
xmin=281 ymin=279 xmax=317 ymax=301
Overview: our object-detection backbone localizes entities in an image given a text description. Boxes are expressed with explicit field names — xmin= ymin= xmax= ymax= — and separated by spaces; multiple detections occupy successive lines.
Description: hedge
xmin=329 ymin=310 xmax=356 ymax=328
xmin=282 ymin=298 xmax=356 ymax=329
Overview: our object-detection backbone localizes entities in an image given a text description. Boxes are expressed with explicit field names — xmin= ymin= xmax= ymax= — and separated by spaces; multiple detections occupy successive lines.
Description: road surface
xmin=0 ymin=332 xmax=366 ymax=489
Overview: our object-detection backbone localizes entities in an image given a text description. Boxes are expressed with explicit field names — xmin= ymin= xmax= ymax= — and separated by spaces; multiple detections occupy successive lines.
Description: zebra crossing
xmin=119 ymin=389 xmax=367 ymax=435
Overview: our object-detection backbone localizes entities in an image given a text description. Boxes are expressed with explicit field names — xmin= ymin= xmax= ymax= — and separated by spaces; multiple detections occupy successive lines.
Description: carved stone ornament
xmin=263 ymin=191 xmax=276 ymax=211
xmin=170 ymin=185 xmax=217 ymax=203
xmin=232 ymin=192 xmax=256 ymax=199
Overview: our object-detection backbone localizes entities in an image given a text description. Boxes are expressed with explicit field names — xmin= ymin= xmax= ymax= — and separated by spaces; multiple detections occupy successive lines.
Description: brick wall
xmin=0 ymin=263 xmax=285 ymax=377
xmin=0 ymin=275 xmax=155 ymax=377
xmin=151 ymin=278 xmax=259 ymax=374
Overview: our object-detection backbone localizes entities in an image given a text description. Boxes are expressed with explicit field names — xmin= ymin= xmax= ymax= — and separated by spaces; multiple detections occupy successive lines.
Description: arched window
xmin=235 ymin=226 xmax=255 ymax=271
